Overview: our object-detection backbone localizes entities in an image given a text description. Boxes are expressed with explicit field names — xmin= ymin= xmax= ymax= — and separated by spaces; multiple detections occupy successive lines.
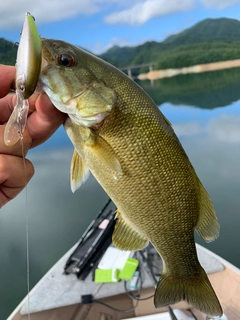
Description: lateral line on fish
xmin=20 ymin=138 xmax=31 ymax=320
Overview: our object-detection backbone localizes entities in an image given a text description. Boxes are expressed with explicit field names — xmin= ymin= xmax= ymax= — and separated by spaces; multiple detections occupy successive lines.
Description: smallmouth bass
xmin=39 ymin=39 xmax=222 ymax=316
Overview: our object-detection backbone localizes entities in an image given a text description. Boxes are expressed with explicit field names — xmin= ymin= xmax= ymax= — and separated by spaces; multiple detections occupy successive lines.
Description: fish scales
xmin=93 ymin=90 xmax=198 ymax=250
xmin=39 ymin=39 xmax=222 ymax=316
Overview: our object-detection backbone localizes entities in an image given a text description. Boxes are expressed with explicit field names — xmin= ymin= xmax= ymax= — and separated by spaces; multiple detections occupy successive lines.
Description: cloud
xmin=172 ymin=113 xmax=240 ymax=142
xmin=104 ymin=0 xmax=194 ymax=25
xmin=172 ymin=121 xmax=201 ymax=137
xmin=0 ymin=0 xmax=134 ymax=29
xmin=90 ymin=36 xmax=150 ymax=54
xmin=89 ymin=37 xmax=131 ymax=54
xmin=1 ymin=0 xmax=239 ymax=31
xmin=200 ymin=0 xmax=240 ymax=10
xmin=205 ymin=114 xmax=240 ymax=142
xmin=0 ymin=0 xmax=100 ymax=29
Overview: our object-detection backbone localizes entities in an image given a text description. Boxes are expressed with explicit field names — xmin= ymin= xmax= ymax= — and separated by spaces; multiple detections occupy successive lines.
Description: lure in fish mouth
xmin=38 ymin=38 xmax=223 ymax=317
xmin=4 ymin=12 xmax=42 ymax=147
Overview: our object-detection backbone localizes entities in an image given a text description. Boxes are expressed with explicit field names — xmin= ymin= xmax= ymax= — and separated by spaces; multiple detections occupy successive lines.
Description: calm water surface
xmin=1 ymin=68 xmax=240 ymax=319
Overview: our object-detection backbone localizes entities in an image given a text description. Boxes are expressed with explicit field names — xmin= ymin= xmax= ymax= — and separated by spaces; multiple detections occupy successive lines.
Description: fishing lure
xmin=4 ymin=12 xmax=42 ymax=146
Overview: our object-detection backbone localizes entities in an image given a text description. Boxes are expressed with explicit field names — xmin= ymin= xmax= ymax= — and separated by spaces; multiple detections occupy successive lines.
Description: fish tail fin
xmin=154 ymin=267 xmax=222 ymax=316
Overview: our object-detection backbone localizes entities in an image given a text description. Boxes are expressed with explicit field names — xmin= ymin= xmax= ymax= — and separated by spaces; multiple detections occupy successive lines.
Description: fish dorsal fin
xmin=162 ymin=114 xmax=172 ymax=126
xmin=195 ymin=180 xmax=220 ymax=242
xmin=70 ymin=149 xmax=90 ymax=193
xmin=87 ymin=130 xmax=122 ymax=174
xmin=112 ymin=210 xmax=148 ymax=251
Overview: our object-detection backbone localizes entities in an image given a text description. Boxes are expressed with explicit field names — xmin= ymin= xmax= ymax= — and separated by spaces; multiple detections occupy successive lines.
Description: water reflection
xmin=139 ymin=67 xmax=240 ymax=109
xmin=1 ymin=68 xmax=240 ymax=319
xmin=0 ymin=149 xmax=109 ymax=320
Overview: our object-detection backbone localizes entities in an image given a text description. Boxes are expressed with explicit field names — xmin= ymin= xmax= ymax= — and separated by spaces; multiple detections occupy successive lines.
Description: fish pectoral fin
xmin=89 ymin=133 xmax=122 ymax=174
xmin=195 ymin=180 xmax=220 ymax=242
xmin=70 ymin=149 xmax=90 ymax=193
xmin=112 ymin=210 xmax=148 ymax=251
xmin=65 ymin=118 xmax=121 ymax=176
xmin=154 ymin=266 xmax=222 ymax=317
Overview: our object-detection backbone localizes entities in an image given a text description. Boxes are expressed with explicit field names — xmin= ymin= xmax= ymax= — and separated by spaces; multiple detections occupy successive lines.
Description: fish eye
xmin=57 ymin=53 xmax=75 ymax=67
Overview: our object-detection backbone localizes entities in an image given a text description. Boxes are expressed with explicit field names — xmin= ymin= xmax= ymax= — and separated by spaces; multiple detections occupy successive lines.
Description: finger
xmin=0 ymin=92 xmax=39 ymax=125
xmin=26 ymin=92 xmax=66 ymax=148
xmin=0 ymin=92 xmax=65 ymax=148
xmin=0 ymin=154 xmax=34 ymax=208
xmin=0 ymin=93 xmax=16 ymax=124
xmin=0 ymin=65 xmax=16 ymax=98
xmin=0 ymin=125 xmax=32 ymax=156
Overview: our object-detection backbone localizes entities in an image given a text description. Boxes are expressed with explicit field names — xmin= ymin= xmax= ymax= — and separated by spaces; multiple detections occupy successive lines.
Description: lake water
xmin=1 ymin=68 xmax=240 ymax=319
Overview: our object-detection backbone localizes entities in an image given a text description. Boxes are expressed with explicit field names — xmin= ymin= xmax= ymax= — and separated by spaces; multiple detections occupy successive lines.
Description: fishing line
xmin=19 ymin=133 xmax=31 ymax=320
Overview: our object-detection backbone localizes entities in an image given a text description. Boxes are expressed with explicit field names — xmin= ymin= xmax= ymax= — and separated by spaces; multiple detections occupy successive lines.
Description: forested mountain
xmin=99 ymin=18 xmax=240 ymax=72
xmin=0 ymin=38 xmax=17 ymax=65
xmin=163 ymin=18 xmax=240 ymax=46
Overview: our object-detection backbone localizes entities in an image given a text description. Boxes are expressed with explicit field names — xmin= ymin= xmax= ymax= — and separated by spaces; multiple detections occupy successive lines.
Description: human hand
xmin=0 ymin=64 xmax=66 ymax=207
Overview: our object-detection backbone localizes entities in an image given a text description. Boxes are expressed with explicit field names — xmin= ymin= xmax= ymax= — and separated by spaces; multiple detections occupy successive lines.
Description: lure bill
xmin=4 ymin=12 xmax=42 ymax=146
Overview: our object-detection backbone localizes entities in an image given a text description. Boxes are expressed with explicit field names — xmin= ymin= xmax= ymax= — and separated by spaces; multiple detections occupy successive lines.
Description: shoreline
xmin=138 ymin=58 xmax=240 ymax=80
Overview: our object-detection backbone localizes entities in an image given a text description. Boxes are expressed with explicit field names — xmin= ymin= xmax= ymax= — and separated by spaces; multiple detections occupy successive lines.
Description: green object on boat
xmin=119 ymin=258 xmax=139 ymax=280
xmin=94 ymin=269 xmax=120 ymax=283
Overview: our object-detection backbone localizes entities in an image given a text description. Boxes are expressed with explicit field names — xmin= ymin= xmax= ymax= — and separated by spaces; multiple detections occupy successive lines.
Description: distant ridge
xmin=163 ymin=18 xmax=240 ymax=46
xmin=0 ymin=38 xmax=17 ymax=65
xmin=99 ymin=18 xmax=240 ymax=72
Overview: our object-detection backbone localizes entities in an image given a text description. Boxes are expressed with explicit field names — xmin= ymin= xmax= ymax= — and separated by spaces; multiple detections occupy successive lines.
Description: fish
xmin=39 ymin=38 xmax=222 ymax=316
xmin=4 ymin=12 xmax=42 ymax=146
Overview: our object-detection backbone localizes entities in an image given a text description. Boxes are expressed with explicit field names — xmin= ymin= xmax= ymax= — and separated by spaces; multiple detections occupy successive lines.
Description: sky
xmin=1 ymin=0 xmax=240 ymax=54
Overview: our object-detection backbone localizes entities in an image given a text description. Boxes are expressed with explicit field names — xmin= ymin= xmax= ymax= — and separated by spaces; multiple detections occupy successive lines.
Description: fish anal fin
xmin=112 ymin=210 xmax=148 ymax=251
xmin=70 ymin=149 xmax=90 ymax=193
xmin=196 ymin=181 xmax=220 ymax=242
xmin=154 ymin=267 xmax=222 ymax=317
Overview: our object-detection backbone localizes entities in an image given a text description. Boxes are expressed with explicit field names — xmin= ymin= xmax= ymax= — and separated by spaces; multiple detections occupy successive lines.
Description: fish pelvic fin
xmin=112 ymin=210 xmax=149 ymax=251
xmin=154 ymin=266 xmax=222 ymax=317
xmin=70 ymin=149 xmax=90 ymax=193
xmin=196 ymin=181 xmax=220 ymax=242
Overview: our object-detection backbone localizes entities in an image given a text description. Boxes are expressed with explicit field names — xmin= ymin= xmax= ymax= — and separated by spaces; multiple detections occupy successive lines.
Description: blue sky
xmin=1 ymin=0 xmax=240 ymax=54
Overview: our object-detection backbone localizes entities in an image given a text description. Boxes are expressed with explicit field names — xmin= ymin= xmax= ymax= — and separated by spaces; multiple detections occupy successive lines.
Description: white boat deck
xmin=19 ymin=244 xmax=224 ymax=315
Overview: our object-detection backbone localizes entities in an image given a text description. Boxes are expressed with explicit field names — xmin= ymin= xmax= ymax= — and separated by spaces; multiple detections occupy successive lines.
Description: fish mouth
xmin=41 ymin=55 xmax=49 ymax=71
xmin=40 ymin=39 xmax=50 ymax=67
xmin=41 ymin=38 xmax=54 ymax=65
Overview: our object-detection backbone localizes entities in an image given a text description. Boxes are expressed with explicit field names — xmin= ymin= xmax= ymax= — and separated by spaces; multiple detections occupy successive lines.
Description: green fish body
xmin=39 ymin=39 xmax=222 ymax=316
